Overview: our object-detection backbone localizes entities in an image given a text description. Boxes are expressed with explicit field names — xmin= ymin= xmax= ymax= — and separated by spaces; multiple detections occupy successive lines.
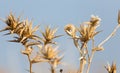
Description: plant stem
xmin=92 ymin=39 xmax=95 ymax=49
xmin=79 ymin=43 xmax=86 ymax=73
xmin=80 ymin=59 xmax=86 ymax=73
xmin=98 ymin=25 xmax=120 ymax=47
xmin=86 ymin=51 xmax=95 ymax=73
xmin=27 ymin=55 xmax=32 ymax=73
xmin=30 ymin=62 xmax=32 ymax=73
xmin=51 ymin=65 xmax=56 ymax=73
xmin=86 ymin=39 xmax=95 ymax=73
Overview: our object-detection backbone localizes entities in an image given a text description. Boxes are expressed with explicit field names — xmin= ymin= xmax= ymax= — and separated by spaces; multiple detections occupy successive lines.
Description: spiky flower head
xmin=41 ymin=26 xmax=62 ymax=45
xmin=78 ymin=24 xmax=92 ymax=43
xmin=0 ymin=13 xmax=23 ymax=34
xmin=18 ymin=20 xmax=39 ymax=42
xmin=9 ymin=19 xmax=40 ymax=44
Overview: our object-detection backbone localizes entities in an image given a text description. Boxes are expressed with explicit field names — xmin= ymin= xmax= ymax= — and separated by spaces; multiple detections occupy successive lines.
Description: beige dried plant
xmin=1 ymin=11 xmax=120 ymax=73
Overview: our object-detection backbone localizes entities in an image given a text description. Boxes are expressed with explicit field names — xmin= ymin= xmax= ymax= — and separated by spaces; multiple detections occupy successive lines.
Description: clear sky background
xmin=0 ymin=0 xmax=120 ymax=73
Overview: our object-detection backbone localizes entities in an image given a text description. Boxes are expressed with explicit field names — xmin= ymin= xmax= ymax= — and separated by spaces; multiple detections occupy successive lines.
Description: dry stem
xmin=86 ymin=39 xmax=95 ymax=73
xmin=51 ymin=65 xmax=56 ymax=73
xmin=86 ymin=51 xmax=95 ymax=73
xmin=79 ymin=43 xmax=87 ymax=73
xmin=98 ymin=25 xmax=120 ymax=47
xmin=27 ymin=55 xmax=32 ymax=73
xmin=80 ymin=59 xmax=86 ymax=73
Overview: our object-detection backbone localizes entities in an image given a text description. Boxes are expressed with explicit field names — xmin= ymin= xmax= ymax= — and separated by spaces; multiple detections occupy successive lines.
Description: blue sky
xmin=0 ymin=0 xmax=120 ymax=73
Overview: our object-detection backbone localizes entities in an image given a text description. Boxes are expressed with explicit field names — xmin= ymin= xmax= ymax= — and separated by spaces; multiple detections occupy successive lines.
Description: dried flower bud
xmin=64 ymin=24 xmax=76 ymax=38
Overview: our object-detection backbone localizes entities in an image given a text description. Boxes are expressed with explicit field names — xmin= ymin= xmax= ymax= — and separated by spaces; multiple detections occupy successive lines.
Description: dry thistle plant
xmin=0 ymin=11 xmax=120 ymax=73
xmin=65 ymin=15 xmax=102 ymax=73
xmin=64 ymin=11 xmax=120 ymax=73
xmin=39 ymin=26 xmax=63 ymax=73
xmin=0 ymin=13 xmax=63 ymax=73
